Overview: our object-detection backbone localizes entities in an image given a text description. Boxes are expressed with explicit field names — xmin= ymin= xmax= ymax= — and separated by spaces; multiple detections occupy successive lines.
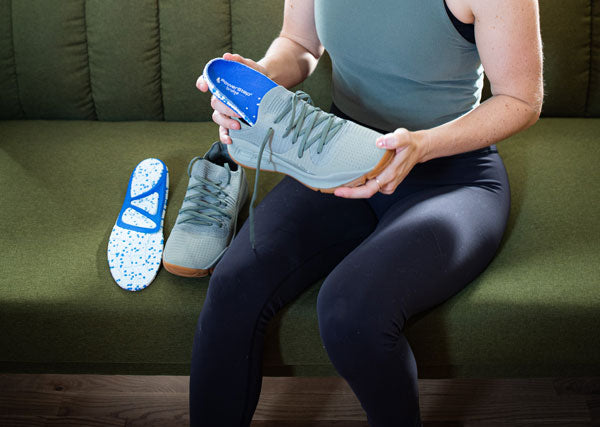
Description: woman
xmin=191 ymin=0 xmax=543 ymax=425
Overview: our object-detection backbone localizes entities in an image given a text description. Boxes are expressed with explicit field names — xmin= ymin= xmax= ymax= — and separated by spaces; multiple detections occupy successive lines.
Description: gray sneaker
xmin=202 ymin=58 xmax=393 ymax=192
xmin=203 ymin=58 xmax=394 ymax=249
xmin=162 ymin=141 xmax=248 ymax=277
xmin=227 ymin=86 xmax=393 ymax=192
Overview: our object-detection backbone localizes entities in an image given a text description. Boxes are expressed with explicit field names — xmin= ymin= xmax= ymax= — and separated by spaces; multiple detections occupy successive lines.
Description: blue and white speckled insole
xmin=108 ymin=158 xmax=168 ymax=292
xmin=203 ymin=58 xmax=277 ymax=126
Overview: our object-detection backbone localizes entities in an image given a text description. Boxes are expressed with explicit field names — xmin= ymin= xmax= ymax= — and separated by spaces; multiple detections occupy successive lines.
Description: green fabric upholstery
xmin=86 ymin=0 xmax=163 ymax=121
xmin=159 ymin=0 xmax=231 ymax=121
xmin=0 ymin=0 xmax=22 ymax=119
xmin=0 ymin=0 xmax=599 ymax=379
xmin=588 ymin=0 xmax=600 ymax=115
xmin=536 ymin=0 xmax=591 ymax=116
xmin=482 ymin=0 xmax=594 ymax=114
xmin=11 ymin=0 xmax=95 ymax=120
xmin=0 ymin=119 xmax=598 ymax=377
xmin=3 ymin=0 xmax=598 ymax=119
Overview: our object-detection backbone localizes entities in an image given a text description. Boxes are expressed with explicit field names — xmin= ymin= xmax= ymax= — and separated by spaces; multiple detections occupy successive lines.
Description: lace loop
xmin=178 ymin=158 xmax=232 ymax=227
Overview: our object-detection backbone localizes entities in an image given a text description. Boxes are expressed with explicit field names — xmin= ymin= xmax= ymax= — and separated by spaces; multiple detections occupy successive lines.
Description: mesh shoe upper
xmin=163 ymin=144 xmax=247 ymax=270
xmin=228 ymin=85 xmax=386 ymax=187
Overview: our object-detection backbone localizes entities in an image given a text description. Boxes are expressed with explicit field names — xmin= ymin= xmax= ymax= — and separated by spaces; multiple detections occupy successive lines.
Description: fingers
xmin=219 ymin=126 xmax=232 ymax=145
xmin=223 ymin=52 xmax=255 ymax=69
xmin=376 ymin=128 xmax=411 ymax=149
xmin=375 ymin=148 xmax=409 ymax=191
xmin=196 ymin=51 xmax=251 ymax=91
xmin=212 ymin=110 xmax=241 ymax=132
xmin=209 ymin=94 xmax=242 ymax=132
xmin=333 ymin=178 xmax=380 ymax=199
xmin=210 ymin=95 xmax=241 ymax=119
xmin=196 ymin=75 xmax=208 ymax=92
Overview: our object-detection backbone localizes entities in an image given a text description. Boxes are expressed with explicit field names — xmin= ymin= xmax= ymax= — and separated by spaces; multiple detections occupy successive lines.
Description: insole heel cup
xmin=203 ymin=58 xmax=277 ymax=126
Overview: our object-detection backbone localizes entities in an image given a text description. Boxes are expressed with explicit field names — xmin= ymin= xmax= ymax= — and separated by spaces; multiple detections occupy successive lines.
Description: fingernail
xmin=377 ymin=139 xmax=385 ymax=148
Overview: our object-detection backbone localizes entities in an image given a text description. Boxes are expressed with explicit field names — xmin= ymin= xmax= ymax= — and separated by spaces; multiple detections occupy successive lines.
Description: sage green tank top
xmin=314 ymin=0 xmax=484 ymax=132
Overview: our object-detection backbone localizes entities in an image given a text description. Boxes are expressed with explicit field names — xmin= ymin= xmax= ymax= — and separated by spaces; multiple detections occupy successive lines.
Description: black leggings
xmin=189 ymin=105 xmax=511 ymax=427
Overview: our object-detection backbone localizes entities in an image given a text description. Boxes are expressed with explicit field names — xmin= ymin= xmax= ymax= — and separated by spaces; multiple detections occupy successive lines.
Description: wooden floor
xmin=0 ymin=374 xmax=598 ymax=426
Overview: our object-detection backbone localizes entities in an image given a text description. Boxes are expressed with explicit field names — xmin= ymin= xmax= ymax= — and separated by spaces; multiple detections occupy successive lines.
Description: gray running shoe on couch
xmin=163 ymin=141 xmax=248 ymax=277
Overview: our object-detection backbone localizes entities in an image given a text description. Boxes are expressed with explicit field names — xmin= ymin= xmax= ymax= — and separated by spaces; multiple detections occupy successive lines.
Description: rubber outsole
xmin=227 ymin=148 xmax=395 ymax=194
xmin=163 ymin=261 xmax=215 ymax=278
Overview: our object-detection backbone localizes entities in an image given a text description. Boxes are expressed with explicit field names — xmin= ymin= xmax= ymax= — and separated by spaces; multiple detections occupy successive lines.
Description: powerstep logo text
xmin=216 ymin=77 xmax=253 ymax=97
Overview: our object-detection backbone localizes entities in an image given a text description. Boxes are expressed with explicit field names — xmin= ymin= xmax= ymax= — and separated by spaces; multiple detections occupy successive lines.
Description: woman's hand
xmin=196 ymin=52 xmax=268 ymax=145
xmin=333 ymin=128 xmax=430 ymax=198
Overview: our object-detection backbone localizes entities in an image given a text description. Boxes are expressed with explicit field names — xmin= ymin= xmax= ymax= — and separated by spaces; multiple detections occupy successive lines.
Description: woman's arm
xmin=336 ymin=0 xmax=543 ymax=198
xmin=197 ymin=0 xmax=322 ymax=144
xmin=259 ymin=0 xmax=324 ymax=88
xmin=417 ymin=0 xmax=544 ymax=162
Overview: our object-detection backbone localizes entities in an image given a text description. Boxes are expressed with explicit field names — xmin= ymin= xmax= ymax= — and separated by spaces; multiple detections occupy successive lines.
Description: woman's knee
xmin=317 ymin=279 xmax=401 ymax=374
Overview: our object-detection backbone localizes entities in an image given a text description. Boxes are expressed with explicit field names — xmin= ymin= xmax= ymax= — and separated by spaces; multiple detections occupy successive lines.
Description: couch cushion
xmin=535 ymin=0 xmax=591 ymax=116
xmin=11 ymin=0 xmax=96 ymax=120
xmin=86 ymin=0 xmax=163 ymax=121
xmin=0 ymin=0 xmax=22 ymax=120
xmin=160 ymin=0 xmax=231 ymax=121
xmin=0 ymin=119 xmax=598 ymax=377
xmin=588 ymin=0 xmax=600 ymax=116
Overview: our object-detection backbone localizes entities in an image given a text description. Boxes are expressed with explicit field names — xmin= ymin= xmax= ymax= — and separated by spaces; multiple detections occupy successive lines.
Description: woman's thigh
xmin=205 ymin=174 xmax=378 ymax=315
xmin=317 ymin=180 xmax=510 ymax=352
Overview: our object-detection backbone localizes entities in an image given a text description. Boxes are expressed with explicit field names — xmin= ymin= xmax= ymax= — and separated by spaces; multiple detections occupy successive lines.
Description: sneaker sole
xmin=226 ymin=147 xmax=395 ymax=194
xmin=163 ymin=262 xmax=215 ymax=277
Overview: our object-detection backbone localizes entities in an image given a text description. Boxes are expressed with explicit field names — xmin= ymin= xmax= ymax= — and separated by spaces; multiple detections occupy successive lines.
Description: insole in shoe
xmin=203 ymin=58 xmax=277 ymax=126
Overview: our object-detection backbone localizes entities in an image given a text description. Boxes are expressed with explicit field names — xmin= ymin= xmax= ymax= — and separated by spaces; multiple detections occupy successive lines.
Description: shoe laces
xmin=248 ymin=91 xmax=346 ymax=249
xmin=177 ymin=156 xmax=233 ymax=228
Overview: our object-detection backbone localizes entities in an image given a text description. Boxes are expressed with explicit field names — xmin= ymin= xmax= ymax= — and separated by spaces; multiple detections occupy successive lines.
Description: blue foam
xmin=203 ymin=58 xmax=277 ymax=126
xmin=116 ymin=159 xmax=168 ymax=234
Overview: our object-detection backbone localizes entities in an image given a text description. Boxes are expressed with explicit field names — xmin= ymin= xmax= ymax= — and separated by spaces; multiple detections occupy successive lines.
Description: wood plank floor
xmin=0 ymin=375 xmax=598 ymax=426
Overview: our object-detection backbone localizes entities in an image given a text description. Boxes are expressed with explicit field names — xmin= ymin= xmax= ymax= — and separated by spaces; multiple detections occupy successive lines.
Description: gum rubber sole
xmin=227 ymin=148 xmax=395 ymax=194
xmin=162 ymin=261 xmax=215 ymax=278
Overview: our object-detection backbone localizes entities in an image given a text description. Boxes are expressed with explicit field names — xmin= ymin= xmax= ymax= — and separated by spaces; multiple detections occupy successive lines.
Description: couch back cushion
xmin=0 ymin=0 xmax=598 ymax=121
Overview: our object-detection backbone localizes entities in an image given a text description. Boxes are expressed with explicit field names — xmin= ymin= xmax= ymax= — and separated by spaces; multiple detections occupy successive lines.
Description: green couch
xmin=1 ymin=0 xmax=599 ymax=378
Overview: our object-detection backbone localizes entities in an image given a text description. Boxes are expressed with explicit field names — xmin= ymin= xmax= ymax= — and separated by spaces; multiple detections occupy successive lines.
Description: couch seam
xmin=585 ymin=0 xmax=595 ymax=116
xmin=228 ymin=0 xmax=234 ymax=53
xmin=9 ymin=0 xmax=25 ymax=118
xmin=156 ymin=0 xmax=165 ymax=120
xmin=82 ymin=0 xmax=98 ymax=120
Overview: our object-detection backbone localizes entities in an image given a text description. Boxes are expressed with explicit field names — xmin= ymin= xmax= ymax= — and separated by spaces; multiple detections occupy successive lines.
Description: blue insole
xmin=203 ymin=58 xmax=277 ymax=126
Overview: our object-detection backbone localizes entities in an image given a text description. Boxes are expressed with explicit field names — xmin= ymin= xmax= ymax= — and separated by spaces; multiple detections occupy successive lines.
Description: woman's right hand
xmin=196 ymin=52 xmax=268 ymax=145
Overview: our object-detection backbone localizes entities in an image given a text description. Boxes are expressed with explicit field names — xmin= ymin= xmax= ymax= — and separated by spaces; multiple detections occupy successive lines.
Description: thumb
xmin=376 ymin=128 xmax=411 ymax=149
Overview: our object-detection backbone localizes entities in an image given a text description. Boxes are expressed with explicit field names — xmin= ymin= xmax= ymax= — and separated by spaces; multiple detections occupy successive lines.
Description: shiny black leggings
xmin=189 ymin=105 xmax=511 ymax=427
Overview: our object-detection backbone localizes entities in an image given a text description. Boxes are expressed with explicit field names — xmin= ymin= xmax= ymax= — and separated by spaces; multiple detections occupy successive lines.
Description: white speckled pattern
xmin=108 ymin=159 xmax=168 ymax=292
xmin=131 ymin=192 xmax=159 ymax=216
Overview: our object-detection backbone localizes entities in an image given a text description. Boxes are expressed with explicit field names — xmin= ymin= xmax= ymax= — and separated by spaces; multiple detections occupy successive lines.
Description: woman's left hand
xmin=334 ymin=128 xmax=430 ymax=198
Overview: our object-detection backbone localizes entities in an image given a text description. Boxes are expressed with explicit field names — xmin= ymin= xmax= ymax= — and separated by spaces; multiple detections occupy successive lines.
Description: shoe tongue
xmin=257 ymin=85 xmax=294 ymax=120
xmin=191 ymin=158 xmax=229 ymax=185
